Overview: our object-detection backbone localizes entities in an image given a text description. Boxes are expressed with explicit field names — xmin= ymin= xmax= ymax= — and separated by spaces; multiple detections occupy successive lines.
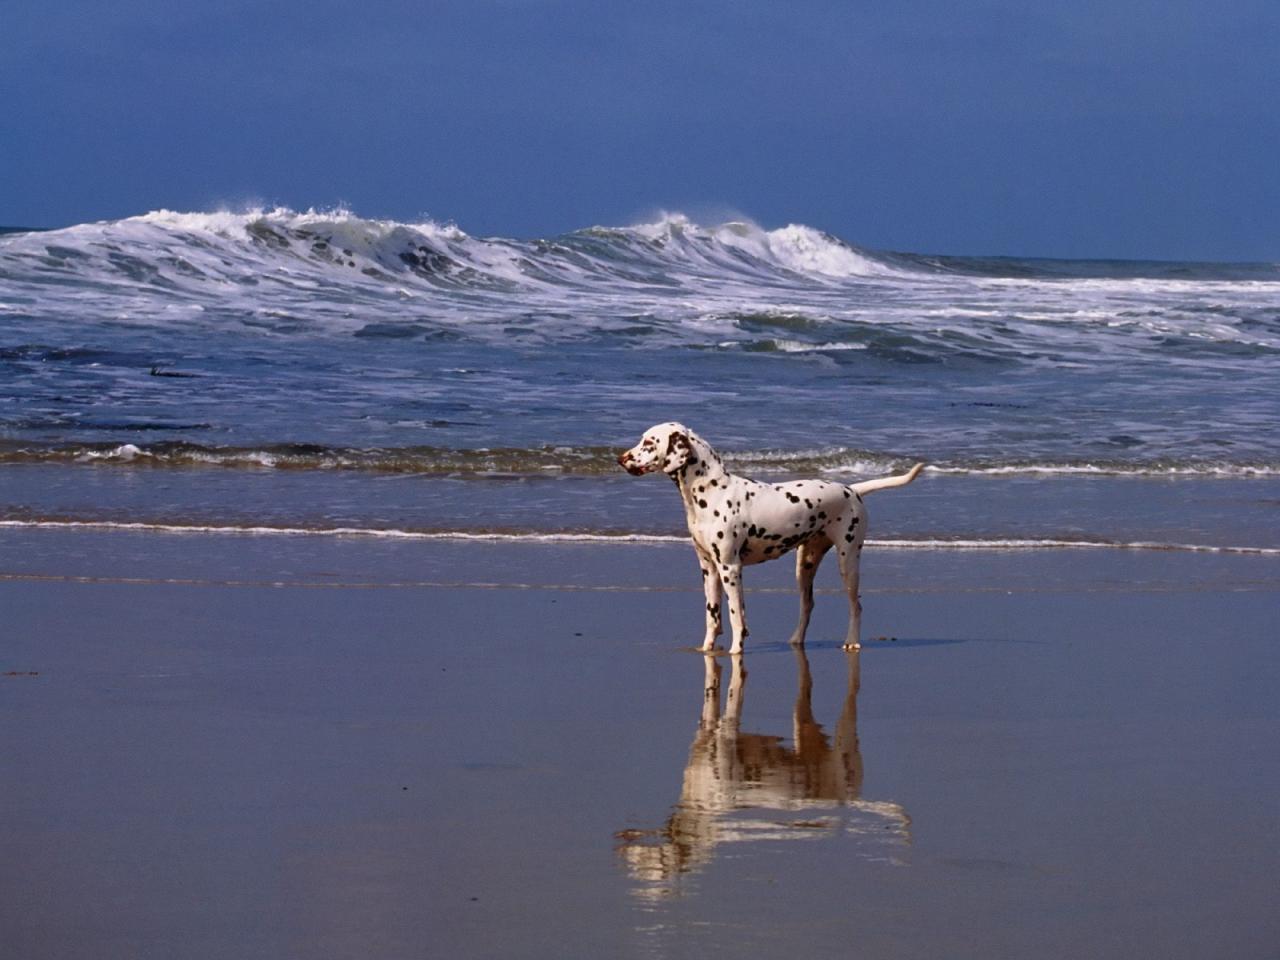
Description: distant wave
xmin=2 ymin=518 xmax=1276 ymax=556
xmin=3 ymin=207 xmax=1279 ymax=364
xmin=1 ymin=440 xmax=1275 ymax=479
xmin=0 ymin=207 xmax=904 ymax=301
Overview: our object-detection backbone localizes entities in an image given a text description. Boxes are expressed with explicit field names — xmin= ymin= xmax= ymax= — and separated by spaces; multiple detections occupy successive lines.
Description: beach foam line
xmin=1 ymin=519 xmax=1277 ymax=555
xmin=4 ymin=442 xmax=1277 ymax=479
xmin=922 ymin=464 xmax=1280 ymax=478
xmin=0 ymin=519 xmax=680 ymax=544
xmin=871 ymin=537 xmax=1280 ymax=555
xmin=0 ymin=571 xmax=692 ymax=592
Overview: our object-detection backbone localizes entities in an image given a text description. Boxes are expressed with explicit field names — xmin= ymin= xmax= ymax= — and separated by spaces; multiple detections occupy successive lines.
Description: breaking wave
xmin=3 ymin=208 xmax=1279 ymax=364
xmin=0 ymin=207 xmax=902 ymax=309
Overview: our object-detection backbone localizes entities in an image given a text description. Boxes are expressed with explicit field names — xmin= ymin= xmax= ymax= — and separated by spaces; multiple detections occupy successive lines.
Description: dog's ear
xmin=661 ymin=431 xmax=693 ymax=475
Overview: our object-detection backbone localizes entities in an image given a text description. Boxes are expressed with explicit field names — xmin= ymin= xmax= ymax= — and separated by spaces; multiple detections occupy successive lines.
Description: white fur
xmin=619 ymin=422 xmax=923 ymax=653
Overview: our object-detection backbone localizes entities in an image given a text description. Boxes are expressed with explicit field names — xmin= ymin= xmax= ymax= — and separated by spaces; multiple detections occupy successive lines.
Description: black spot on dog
xmin=698 ymin=499 xmax=707 ymax=508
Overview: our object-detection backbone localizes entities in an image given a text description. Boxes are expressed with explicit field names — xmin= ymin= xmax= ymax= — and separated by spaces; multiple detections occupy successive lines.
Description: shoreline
xmin=3 ymin=525 xmax=1278 ymax=596
xmin=3 ymin=518 xmax=1278 ymax=556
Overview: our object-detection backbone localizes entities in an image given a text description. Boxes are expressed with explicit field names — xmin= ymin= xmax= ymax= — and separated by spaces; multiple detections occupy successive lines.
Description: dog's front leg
xmin=697 ymin=554 xmax=723 ymax=651
xmin=720 ymin=562 xmax=749 ymax=654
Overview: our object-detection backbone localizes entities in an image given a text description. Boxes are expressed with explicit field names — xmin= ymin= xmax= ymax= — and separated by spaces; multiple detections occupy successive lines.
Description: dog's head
xmin=618 ymin=422 xmax=696 ymax=477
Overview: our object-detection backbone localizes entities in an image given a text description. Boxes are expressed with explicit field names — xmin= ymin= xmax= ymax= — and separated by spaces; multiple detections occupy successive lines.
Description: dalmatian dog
xmin=618 ymin=422 xmax=924 ymax=654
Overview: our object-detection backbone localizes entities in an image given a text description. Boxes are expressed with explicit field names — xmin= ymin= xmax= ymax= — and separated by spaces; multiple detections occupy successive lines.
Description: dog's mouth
xmin=617 ymin=453 xmax=648 ymax=476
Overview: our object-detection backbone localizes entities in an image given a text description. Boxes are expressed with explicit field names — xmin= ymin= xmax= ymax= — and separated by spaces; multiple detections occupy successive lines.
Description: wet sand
xmin=2 ymin=530 xmax=1278 ymax=959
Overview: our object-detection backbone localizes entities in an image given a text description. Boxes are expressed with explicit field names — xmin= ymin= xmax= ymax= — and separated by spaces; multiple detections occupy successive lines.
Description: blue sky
xmin=4 ymin=0 xmax=1277 ymax=260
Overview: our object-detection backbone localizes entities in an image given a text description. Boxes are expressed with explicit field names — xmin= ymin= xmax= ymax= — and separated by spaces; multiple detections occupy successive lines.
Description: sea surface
xmin=1 ymin=209 xmax=1278 ymax=553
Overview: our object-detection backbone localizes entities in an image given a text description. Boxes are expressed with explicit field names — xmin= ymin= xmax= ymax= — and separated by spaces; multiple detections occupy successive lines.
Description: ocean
xmin=2 ymin=208 xmax=1277 ymax=554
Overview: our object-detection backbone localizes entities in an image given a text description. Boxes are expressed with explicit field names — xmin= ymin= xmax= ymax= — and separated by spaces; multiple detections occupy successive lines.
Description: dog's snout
xmin=618 ymin=450 xmax=647 ymax=476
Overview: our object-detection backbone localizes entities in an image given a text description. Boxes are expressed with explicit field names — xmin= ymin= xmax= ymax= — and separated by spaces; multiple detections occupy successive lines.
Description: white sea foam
xmin=762 ymin=224 xmax=901 ymax=278
xmin=770 ymin=339 xmax=868 ymax=353
xmin=75 ymin=443 xmax=147 ymax=463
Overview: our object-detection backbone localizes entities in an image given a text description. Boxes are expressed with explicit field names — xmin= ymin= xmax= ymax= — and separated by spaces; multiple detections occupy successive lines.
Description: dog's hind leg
xmin=836 ymin=541 xmax=864 ymax=650
xmin=789 ymin=538 xmax=831 ymax=647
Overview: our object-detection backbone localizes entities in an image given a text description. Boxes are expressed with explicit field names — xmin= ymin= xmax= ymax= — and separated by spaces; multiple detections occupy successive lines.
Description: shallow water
xmin=3 ymin=464 xmax=1279 ymax=552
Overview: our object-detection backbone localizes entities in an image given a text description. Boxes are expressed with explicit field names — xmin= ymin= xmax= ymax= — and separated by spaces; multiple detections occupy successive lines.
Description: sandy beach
xmin=2 ymin=527 xmax=1277 ymax=959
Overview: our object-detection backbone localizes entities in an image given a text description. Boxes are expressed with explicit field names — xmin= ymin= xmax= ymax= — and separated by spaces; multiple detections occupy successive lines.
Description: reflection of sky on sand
xmin=615 ymin=649 xmax=910 ymax=901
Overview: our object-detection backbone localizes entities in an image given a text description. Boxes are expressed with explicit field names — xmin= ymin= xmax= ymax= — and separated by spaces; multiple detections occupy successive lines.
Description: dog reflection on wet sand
xmin=615 ymin=649 xmax=910 ymax=895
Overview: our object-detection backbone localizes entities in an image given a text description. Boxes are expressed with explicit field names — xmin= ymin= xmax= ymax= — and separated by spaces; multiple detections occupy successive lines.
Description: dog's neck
xmin=672 ymin=432 xmax=730 ymax=505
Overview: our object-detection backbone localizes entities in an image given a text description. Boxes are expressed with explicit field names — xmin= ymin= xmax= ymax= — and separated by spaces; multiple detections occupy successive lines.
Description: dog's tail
xmin=850 ymin=462 xmax=926 ymax=496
